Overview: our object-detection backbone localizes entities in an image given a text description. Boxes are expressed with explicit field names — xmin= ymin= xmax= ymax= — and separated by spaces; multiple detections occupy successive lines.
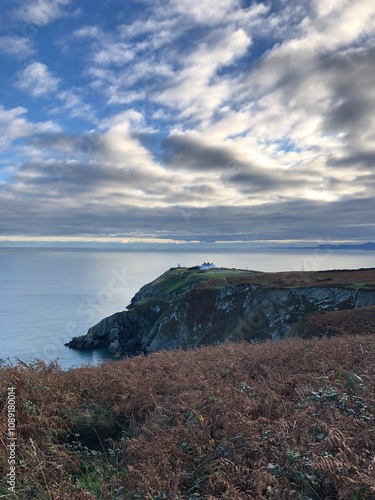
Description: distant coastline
xmin=284 ymin=242 xmax=375 ymax=251
xmin=314 ymin=242 xmax=375 ymax=251
xmin=1 ymin=241 xmax=375 ymax=251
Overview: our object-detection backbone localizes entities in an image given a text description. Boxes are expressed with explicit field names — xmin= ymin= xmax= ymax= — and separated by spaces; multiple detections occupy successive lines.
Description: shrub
xmin=1 ymin=335 xmax=374 ymax=499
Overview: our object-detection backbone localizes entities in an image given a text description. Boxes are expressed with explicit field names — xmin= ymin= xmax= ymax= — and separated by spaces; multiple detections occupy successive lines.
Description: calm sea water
xmin=1 ymin=247 xmax=374 ymax=369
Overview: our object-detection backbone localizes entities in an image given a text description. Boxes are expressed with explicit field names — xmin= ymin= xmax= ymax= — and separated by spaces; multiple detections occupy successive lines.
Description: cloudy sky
xmin=0 ymin=0 xmax=374 ymax=245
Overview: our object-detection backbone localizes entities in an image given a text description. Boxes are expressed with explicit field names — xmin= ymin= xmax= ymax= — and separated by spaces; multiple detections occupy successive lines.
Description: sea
xmin=1 ymin=247 xmax=374 ymax=369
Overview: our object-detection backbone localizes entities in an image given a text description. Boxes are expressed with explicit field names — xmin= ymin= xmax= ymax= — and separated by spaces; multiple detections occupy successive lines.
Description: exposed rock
xmin=108 ymin=327 xmax=120 ymax=342
xmin=108 ymin=340 xmax=119 ymax=353
xmin=65 ymin=267 xmax=375 ymax=354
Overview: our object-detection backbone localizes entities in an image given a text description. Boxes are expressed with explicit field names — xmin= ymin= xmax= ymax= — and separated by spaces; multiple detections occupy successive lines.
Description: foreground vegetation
xmin=1 ymin=335 xmax=374 ymax=499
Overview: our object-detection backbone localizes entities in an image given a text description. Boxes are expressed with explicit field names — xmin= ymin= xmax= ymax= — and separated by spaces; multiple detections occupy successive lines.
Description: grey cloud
xmin=11 ymin=160 xmax=174 ymax=198
xmin=330 ymin=99 xmax=367 ymax=130
xmin=320 ymin=44 xmax=375 ymax=136
xmin=317 ymin=44 xmax=375 ymax=175
xmin=226 ymin=171 xmax=278 ymax=192
xmin=30 ymin=132 xmax=102 ymax=156
xmin=240 ymin=37 xmax=375 ymax=136
xmin=222 ymin=159 xmax=311 ymax=195
xmin=163 ymin=135 xmax=277 ymax=175
xmin=162 ymin=183 xmax=222 ymax=205
xmin=30 ymin=133 xmax=79 ymax=150
xmin=161 ymin=134 xmax=289 ymax=193
xmin=328 ymin=151 xmax=375 ymax=169
xmin=234 ymin=36 xmax=375 ymax=187
xmin=161 ymin=134 xmax=237 ymax=170
xmin=238 ymin=40 xmax=315 ymax=103
xmin=1 ymin=180 xmax=374 ymax=241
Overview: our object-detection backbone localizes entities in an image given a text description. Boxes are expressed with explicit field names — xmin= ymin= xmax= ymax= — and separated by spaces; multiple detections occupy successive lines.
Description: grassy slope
xmin=1 ymin=335 xmax=374 ymax=499
xmin=133 ymin=268 xmax=375 ymax=306
xmin=131 ymin=267 xmax=256 ymax=305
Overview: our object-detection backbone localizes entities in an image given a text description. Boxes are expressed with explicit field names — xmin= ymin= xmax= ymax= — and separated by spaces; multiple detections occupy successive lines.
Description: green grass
xmin=153 ymin=267 xmax=255 ymax=299
xmin=159 ymin=268 xmax=207 ymax=297
xmin=345 ymin=282 xmax=375 ymax=289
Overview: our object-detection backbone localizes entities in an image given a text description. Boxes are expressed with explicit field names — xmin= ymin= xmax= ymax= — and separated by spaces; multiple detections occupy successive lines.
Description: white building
xmin=200 ymin=262 xmax=216 ymax=270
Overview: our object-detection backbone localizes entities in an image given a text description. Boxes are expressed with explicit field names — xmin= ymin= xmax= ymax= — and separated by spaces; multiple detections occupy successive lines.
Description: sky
xmin=0 ymin=0 xmax=374 ymax=246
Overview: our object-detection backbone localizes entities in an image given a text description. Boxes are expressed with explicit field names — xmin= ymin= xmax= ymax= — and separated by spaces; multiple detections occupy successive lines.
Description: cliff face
xmin=66 ymin=267 xmax=375 ymax=354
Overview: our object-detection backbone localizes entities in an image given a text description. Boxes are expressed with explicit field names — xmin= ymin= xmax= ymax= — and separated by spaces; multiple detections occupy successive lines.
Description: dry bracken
xmin=0 ymin=334 xmax=374 ymax=499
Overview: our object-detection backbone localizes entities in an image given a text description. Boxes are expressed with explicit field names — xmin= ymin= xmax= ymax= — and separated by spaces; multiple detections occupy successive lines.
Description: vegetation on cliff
xmin=1 ymin=334 xmax=374 ymax=499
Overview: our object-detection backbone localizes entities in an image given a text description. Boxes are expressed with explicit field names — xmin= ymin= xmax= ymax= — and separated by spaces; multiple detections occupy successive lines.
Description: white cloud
xmin=73 ymin=25 xmax=103 ymax=38
xmin=0 ymin=105 xmax=60 ymax=149
xmin=189 ymin=28 xmax=251 ymax=68
xmin=218 ymin=2 xmax=375 ymax=148
xmin=144 ymin=0 xmax=375 ymax=205
xmin=313 ymin=0 xmax=349 ymax=18
xmin=156 ymin=28 xmax=251 ymax=120
xmin=302 ymin=0 xmax=375 ymax=50
xmin=46 ymin=89 xmax=97 ymax=124
xmin=100 ymin=109 xmax=147 ymax=132
xmin=69 ymin=0 xmax=265 ymax=114
xmin=16 ymin=61 xmax=59 ymax=97
xmin=94 ymin=42 xmax=134 ymax=66
xmin=0 ymin=35 xmax=35 ymax=59
xmin=169 ymin=0 xmax=239 ymax=23
xmin=148 ymin=0 xmax=267 ymax=26
xmin=13 ymin=0 xmax=74 ymax=26
xmin=119 ymin=17 xmax=177 ymax=41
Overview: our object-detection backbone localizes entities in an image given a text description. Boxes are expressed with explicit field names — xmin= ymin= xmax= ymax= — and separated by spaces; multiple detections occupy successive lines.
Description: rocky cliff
xmin=66 ymin=267 xmax=375 ymax=355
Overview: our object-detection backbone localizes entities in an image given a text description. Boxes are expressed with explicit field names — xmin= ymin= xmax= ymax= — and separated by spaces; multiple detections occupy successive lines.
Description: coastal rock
xmin=108 ymin=339 xmax=120 ymax=353
xmin=66 ymin=267 xmax=375 ymax=354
